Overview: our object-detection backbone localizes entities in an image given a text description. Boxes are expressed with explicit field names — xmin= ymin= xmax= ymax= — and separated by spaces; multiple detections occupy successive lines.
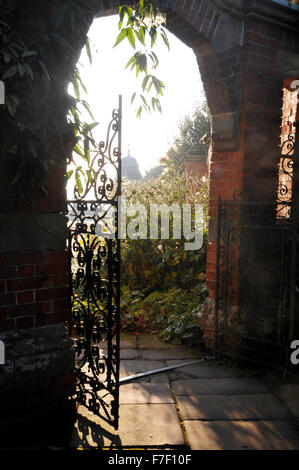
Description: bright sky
xmin=73 ymin=14 xmax=205 ymax=176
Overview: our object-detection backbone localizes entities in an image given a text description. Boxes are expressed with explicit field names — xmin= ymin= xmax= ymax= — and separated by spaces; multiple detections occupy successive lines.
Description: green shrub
xmin=120 ymin=168 xmax=209 ymax=344
xmin=121 ymin=170 xmax=209 ymax=293
xmin=121 ymin=286 xmax=208 ymax=345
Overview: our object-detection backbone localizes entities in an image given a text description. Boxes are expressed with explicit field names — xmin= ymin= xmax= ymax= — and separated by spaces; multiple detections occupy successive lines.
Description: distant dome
xmin=121 ymin=147 xmax=143 ymax=181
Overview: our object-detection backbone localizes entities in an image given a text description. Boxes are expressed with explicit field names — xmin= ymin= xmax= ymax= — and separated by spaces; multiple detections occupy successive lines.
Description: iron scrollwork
xmin=277 ymin=131 xmax=295 ymax=219
xmin=67 ymin=97 xmax=122 ymax=430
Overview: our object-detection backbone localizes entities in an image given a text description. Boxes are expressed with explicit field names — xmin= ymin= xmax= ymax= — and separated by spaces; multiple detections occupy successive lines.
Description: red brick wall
xmin=0 ymin=249 xmax=68 ymax=332
xmin=207 ymin=146 xmax=244 ymax=301
xmin=185 ymin=160 xmax=208 ymax=181
xmin=164 ymin=0 xmax=299 ymax=350
xmin=0 ymin=165 xmax=68 ymax=333
xmin=241 ymin=18 xmax=283 ymax=203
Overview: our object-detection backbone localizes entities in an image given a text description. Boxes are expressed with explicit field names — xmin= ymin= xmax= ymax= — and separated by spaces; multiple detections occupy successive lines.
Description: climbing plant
xmin=0 ymin=0 xmax=95 ymax=194
xmin=114 ymin=0 xmax=168 ymax=117
xmin=0 ymin=0 xmax=168 ymax=195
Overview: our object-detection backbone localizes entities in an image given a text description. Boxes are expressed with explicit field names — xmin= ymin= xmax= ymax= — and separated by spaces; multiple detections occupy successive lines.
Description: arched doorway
xmin=1 ymin=0 xmax=298 ymax=444
xmin=66 ymin=1 xmax=241 ymax=430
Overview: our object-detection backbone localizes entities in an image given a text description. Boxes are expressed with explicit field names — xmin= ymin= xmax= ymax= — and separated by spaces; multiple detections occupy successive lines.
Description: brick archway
xmin=93 ymin=1 xmax=245 ymax=345
xmin=1 ymin=0 xmax=299 ymax=438
xmin=96 ymin=0 xmax=241 ymax=148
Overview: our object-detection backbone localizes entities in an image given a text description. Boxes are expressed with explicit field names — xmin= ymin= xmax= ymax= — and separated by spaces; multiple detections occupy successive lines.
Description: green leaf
xmin=137 ymin=53 xmax=147 ymax=73
xmin=147 ymin=80 xmax=153 ymax=93
xmin=140 ymin=94 xmax=150 ymax=111
xmin=156 ymin=98 xmax=162 ymax=113
xmin=131 ymin=92 xmax=136 ymax=104
xmin=149 ymin=26 xmax=157 ymax=48
xmin=75 ymin=171 xmax=83 ymax=195
xmin=77 ymin=74 xmax=87 ymax=94
xmin=150 ymin=51 xmax=159 ymax=68
xmin=86 ymin=169 xmax=93 ymax=184
xmin=17 ymin=63 xmax=26 ymax=77
xmin=81 ymin=100 xmax=95 ymax=121
xmin=152 ymin=97 xmax=157 ymax=111
xmin=135 ymin=61 xmax=140 ymax=78
xmin=67 ymin=170 xmax=74 ymax=180
xmin=73 ymin=145 xmax=84 ymax=158
xmin=142 ymin=75 xmax=151 ymax=92
xmin=72 ymin=76 xmax=80 ymax=99
xmin=86 ymin=122 xmax=99 ymax=132
xmin=113 ymin=28 xmax=127 ymax=48
xmin=22 ymin=50 xmax=38 ymax=58
xmin=2 ymin=67 xmax=17 ymax=79
xmin=125 ymin=55 xmax=136 ymax=70
xmin=0 ymin=20 xmax=11 ymax=29
xmin=38 ymin=60 xmax=51 ymax=80
xmin=161 ymin=29 xmax=170 ymax=51
xmin=7 ymin=46 xmax=18 ymax=58
xmin=126 ymin=28 xmax=135 ymax=49
xmin=118 ymin=5 xmax=127 ymax=30
xmin=137 ymin=26 xmax=145 ymax=45
xmin=9 ymin=43 xmax=25 ymax=51
xmin=85 ymin=38 xmax=92 ymax=65
xmin=2 ymin=50 xmax=11 ymax=63
xmin=86 ymin=149 xmax=91 ymax=165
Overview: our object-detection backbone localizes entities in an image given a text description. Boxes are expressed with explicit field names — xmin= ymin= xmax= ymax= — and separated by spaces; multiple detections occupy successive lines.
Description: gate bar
xmin=118 ymin=356 xmax=216 ymax=385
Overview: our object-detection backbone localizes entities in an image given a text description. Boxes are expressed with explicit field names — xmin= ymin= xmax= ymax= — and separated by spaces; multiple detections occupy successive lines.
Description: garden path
xmin=71 ymin=333 xmax=299 ymax=450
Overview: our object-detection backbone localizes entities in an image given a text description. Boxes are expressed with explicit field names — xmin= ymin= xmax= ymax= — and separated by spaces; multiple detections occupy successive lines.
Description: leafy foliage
xmin=0 ymin=0 xmax=168 ymax=195
xmin=0 ymin=0 xmax=95 ymax=194
xmin=121 ymin=288 xmax=206 ymax=345
xmin=160 ymin=101 xmax=211 ymax=173
xmin=121 ymin=168 xmax=209 ymax=344
xmin=114 ymin=1 xmax=169 ymax=117
xmin=144 ymin=164 xmax=165 ymax=179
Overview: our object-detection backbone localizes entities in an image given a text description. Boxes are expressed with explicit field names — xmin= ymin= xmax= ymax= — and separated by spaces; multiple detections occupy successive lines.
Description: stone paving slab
xmin=279 ymin=385 xmax=299 ymax=418
xmin=142 ymin=349 xmax=198 ymax=361
xmin=120 ymin=349 xmax=140 ymax=360
xmin=172 ymin=377 xmax=268 ymax=396
xmin=176 ymin=394 xmax=289 ymax=420
xmin=184 ymin=419 xmax=299 ymax=450
xmin=71 ymin=333 xmax=299 ymax=450
xmin=120 ymin=333 xmax=138 ymax=349
xmin=120 ymin=360 xmax=166 ymax=379
xmin=166 ymin=361 xmax=246 ymax=380
xmin=119 ymin=383 xmax=173 ymax=404
xmin=147 ymin=372 xmax=170 ymax=384
xmin=72 ymin=404 xmax=185 ymax=448
xmin=126 ymin=372 xmax=171 ymax=384
xmin=137 ymin=334 xmax=184 ymax=350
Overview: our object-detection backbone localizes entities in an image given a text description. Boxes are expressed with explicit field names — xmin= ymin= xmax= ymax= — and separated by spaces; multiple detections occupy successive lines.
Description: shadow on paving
xmin=73 ymin=413 xmax=122 ymax=449
xmin=70 ymin=333 xmax=299 ymax=450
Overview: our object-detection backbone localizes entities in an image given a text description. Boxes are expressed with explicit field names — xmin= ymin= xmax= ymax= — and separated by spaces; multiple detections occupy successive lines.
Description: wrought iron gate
xmin=67 ymin=97 xmax=122 ymax=429
xmin=215 ymin=126 xmax=299 ymax=367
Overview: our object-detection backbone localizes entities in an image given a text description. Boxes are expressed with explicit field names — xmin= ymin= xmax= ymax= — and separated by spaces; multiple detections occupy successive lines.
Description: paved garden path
xmin=71 ymin=333 xmax=299 ymax=450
